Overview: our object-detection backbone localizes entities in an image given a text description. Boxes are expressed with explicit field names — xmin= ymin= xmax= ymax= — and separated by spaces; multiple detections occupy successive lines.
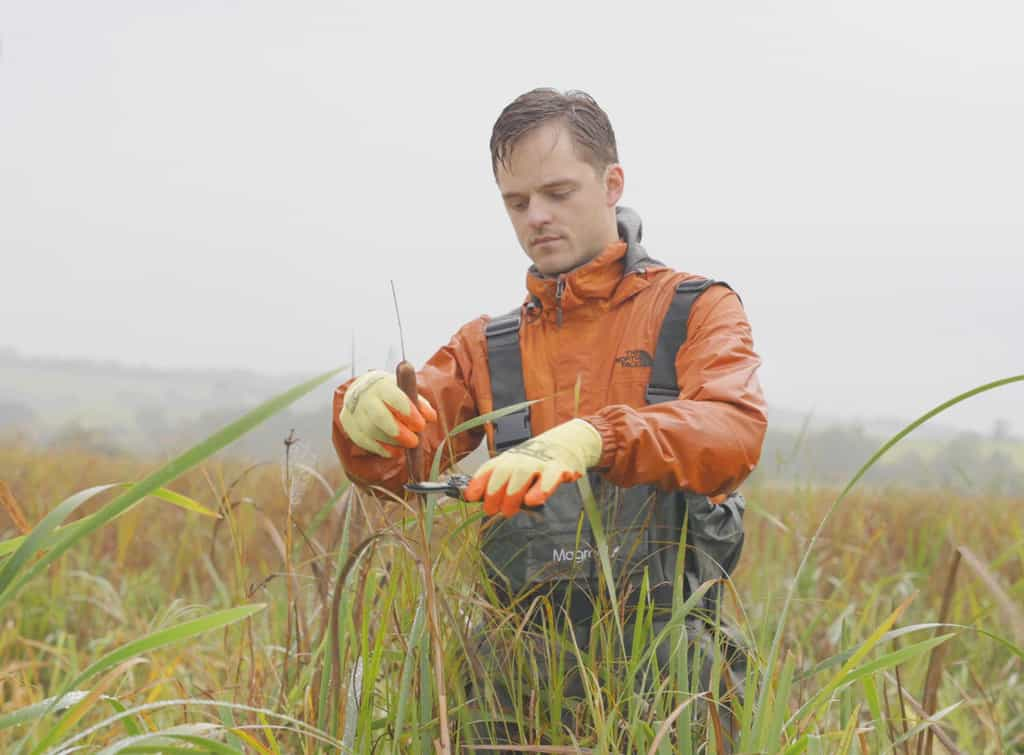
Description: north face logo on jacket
xmin=614 ymin=349 xmax=654 ymax=368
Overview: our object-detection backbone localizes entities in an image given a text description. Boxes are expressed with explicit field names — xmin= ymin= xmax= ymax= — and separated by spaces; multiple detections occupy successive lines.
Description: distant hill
xmin=2 ymin=348 xmax=1021 ymax=494
xmin=0 ymin=347 xmax=346 ymax=462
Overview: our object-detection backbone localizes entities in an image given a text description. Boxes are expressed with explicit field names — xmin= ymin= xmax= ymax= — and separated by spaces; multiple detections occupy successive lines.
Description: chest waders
xmin=482 ymin=278 xmax=746 ymax=622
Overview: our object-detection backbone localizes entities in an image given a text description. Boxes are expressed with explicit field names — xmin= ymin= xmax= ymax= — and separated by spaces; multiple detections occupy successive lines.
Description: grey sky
xmin=2 ymin=0 xmax=1022 ymax=433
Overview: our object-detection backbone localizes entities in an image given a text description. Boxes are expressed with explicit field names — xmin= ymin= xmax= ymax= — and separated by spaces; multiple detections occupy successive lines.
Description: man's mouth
xmin=532 ymin=235 xmax=562 ymax=247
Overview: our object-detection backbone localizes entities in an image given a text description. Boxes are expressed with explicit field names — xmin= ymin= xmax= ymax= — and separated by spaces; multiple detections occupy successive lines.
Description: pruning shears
xmin=404 ymin=474 xmax=472 ymax=500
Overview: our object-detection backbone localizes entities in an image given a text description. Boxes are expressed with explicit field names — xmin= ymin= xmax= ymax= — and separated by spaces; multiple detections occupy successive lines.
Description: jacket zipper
xmin=553 ymin=275 xmax=565 ymax=419
xmin=555 ymin=276 xmax=566 ymax=328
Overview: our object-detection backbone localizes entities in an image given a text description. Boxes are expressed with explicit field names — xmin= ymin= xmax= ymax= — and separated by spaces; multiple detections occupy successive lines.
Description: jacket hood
xmin=616 ymin=206 xmax=664 ymax=274
xmin=525 ymin=206 xmax=666 ymax=314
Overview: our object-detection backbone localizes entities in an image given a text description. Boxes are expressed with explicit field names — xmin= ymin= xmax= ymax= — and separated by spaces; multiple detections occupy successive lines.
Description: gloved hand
xmin=464 ymin=418 xmax=603 ymax=518
xmin=339 ymin=370 xmax=438 ymax=458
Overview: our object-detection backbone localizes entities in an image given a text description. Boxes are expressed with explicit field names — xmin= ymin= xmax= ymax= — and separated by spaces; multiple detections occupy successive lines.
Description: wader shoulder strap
xmin=646 ymin=278 xmax=733 ymax=405
xmin=485 ymin=309 xmax=532 ymax=452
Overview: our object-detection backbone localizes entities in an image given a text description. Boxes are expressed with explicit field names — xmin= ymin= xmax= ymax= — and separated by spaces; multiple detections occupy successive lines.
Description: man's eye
xmin=550 ymin=190 xmax=573 ymax=200
xmin=510 ymin=200 xmax=528 ymax=211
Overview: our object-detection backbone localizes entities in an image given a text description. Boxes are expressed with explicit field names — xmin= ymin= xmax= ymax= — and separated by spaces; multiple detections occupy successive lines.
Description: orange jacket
xmin=332 ymin=237 xmax=767 ymax=497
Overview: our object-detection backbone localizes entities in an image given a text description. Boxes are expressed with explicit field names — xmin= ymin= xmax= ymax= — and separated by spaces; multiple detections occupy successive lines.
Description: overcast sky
xmin=2 ymin=0 xmax=1022 ymax=434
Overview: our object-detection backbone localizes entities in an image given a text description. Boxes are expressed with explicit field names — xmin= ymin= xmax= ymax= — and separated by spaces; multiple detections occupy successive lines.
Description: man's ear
xmin=604 ymin=163 xmax=625 ymax=206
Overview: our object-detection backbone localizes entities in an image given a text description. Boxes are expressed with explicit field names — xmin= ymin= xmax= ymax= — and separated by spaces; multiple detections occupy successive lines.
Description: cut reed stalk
xmin=397 ymin=358 xmax=452 ymax=753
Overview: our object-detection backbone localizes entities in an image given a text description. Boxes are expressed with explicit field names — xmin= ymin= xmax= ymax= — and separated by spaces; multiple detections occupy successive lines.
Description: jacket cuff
xmin=584 ymin=414 xmax=619 ymax=471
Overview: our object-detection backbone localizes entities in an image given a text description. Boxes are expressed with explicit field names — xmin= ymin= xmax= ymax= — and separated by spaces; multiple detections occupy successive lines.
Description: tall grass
xmin=0 ymin=373 xmax=1021 ymax=752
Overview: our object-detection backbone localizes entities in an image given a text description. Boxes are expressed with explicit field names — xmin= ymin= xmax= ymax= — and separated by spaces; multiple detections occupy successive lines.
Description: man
xmin=332 ymin=88 xmax=766 ymax=747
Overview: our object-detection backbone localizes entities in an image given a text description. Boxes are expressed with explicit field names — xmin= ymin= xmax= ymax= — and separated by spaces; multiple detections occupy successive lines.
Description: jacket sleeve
xmin=331 ymin=319 xmax=486 ymax=494
xmin=584 ymin=287 xmax=767 ymax=496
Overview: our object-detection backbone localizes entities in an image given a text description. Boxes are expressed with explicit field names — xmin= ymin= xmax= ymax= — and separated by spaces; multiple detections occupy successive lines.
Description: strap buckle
xmin=645 ymin=385 xmax=678 ymax=405
xmin=492 ymin=407 xmax=532 ymax=451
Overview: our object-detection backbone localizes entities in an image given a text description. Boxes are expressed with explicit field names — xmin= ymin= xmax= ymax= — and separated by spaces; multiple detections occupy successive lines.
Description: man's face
xmin=496 ymin=121 xmax=624 ymax=276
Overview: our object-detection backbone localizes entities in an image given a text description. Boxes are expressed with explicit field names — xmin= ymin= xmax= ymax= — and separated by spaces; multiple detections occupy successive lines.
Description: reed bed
xmin=1 ymin=373 xmax=1022 ymax=753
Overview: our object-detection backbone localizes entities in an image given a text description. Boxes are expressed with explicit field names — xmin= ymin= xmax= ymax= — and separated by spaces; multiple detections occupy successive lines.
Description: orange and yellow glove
xmin=339 ymin=370 xmax=438 ymax=458
xmin=464 ymin=418 xmax=603 ymax=518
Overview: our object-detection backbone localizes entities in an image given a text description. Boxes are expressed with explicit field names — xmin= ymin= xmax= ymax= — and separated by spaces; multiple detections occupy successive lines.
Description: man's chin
xmin=529 ymin=249 xmax=575 ymax=276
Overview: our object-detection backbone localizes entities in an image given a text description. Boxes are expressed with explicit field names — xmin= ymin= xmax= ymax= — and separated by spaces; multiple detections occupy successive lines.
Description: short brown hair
xmin=490 ymin=88 xmax=618 ymax=176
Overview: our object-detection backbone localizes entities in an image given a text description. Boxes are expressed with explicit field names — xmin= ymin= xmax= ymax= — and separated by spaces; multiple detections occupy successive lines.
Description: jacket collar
xmin=525 ymin=206 xmax=663 ymax=314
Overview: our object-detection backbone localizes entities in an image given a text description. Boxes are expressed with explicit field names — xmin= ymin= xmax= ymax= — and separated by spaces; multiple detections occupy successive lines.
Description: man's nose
xmin=526 ymin=197 xmax=553 ymax=229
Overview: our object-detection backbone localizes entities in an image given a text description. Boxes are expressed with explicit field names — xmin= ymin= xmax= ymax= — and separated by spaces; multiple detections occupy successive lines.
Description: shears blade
xmin=404 ymin=473 xmax=472 ymax=500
